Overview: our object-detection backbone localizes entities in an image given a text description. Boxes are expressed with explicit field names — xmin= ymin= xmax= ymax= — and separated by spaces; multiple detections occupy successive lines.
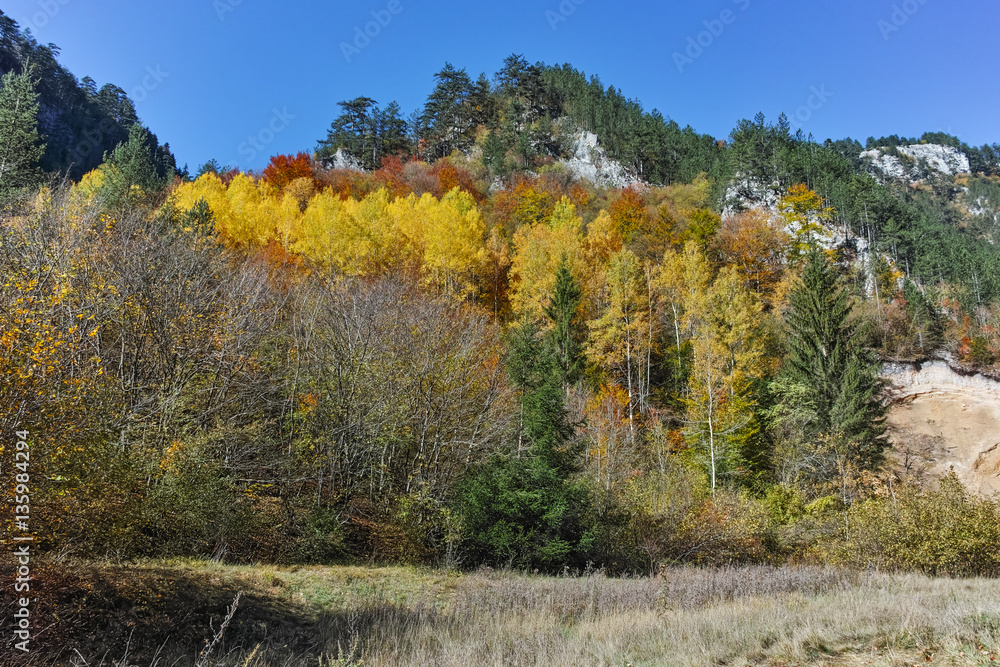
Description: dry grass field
xmin=3 ymin=560 xmax=999 ymax=666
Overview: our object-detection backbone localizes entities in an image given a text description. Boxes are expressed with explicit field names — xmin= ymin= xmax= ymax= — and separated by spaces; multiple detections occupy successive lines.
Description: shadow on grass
xmin=0 ymin=561 xmax=430 ymax=666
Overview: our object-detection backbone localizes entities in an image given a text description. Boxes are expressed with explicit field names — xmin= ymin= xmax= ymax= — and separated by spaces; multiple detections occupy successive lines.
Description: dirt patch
xmin=884 ymin=361 xmax=1000 ymax=496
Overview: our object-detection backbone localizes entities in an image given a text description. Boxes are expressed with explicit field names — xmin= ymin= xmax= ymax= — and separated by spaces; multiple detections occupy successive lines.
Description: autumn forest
xmin=2 ymin=9 xmax=1000 ymax=663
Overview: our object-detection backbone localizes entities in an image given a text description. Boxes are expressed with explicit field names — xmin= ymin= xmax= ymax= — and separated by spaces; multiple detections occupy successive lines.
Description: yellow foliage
xmin=584 ymin=210 xmax=624 ymax=267
xmin=171 ymin=173 xmax=298 ymax=248
xmin=510 ymin=197 xmax=587 ymax=321
xmin=172 ymin=178 xmax=489 ymax=296
xmin=421 ymin=188 xmax=486 ymax=296
xmin=284 ymin=177 xmax=315 ymax=212
xmin=779 ymin=184 xmax=835 ymax=256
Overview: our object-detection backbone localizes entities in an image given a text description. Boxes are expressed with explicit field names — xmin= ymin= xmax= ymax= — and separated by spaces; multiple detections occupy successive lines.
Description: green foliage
xmin=0 ymin=11 xmax=176 ymax=179
xmin=543 ymin=255 xmax=584 ymax=386
xmin=455 ymin=452 xmax=592 ymax=570
xmin=782 ymin=249 xmax=889 ymax=470
xmin=830 ymin=473 xmax=1000 ymax=576
xmin=603 ymin=464 xmax=774 ymax=571
xmin=317 ymin=97 xmax=411 ymax=170
xmin=541 ymin=63 xmax=722 ymax=185
xmin=764 ymin=485 xmax=806 ymax=525
xmin=456 ymin=319 xmax=592 ymax=570
xmin=418 ymin=63 xmax=478 ymax=161
xmin=100 ymin=123 xmax=169 ymax=208
xmin=506 ymin=318 xmax=576 ymax=469
xmin=903 ymin=280 xmax=947 ymax=353
xmin=140 ymin=441 xmax=245 ymax=558
xmin=289 ymin=505 xmax=348 ymax=564
xmin=0 ymin=63 xmax=45 ymax=204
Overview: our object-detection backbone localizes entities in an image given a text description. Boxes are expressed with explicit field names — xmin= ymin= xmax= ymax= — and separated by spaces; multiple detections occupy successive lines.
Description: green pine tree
xmin=419 ymin=63 xmax=474 ymax=160
xmin=783 ymin=249 xmax=888 ymax=469
xmin=455 ymin=318 xmax=592 ymax=570
xmin=903 ymin=280 xmax=945 ymax=354
xmin=0 ymin=64 xmax=45 ymax=205
xmin=543 ymin=255 xmax=584 ymax=387
xmin=102 ymin=123 xmax=165 ymax=207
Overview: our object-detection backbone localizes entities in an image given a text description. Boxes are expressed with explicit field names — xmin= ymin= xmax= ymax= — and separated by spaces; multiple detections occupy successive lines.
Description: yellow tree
xmin=780 ymin=183 xmax=834 ymax=258
xmin=423 ymin=188 xmax=487 ymax=297
xmin=586 ymin=248 xmax=652 ymax=435
xmin=583 ymin=384 xmax=635 ymax=491
xmin=481 ymin=226 xmax=512 ymax=321
xmin=683 ymin=266 xmax=765 ymax=493
xmin=509 ymin=197 xmax=587 ymax=322
xmin=712 ymin=209 xmax=791 ymax=301
xmin=388 ymin=188 xmax=486 ymax=297
xmin=655 ymin=240 xmax=711 ymax=375
xmin=295 ymin=188 xmax=397 ymax=275
xmin=171 ymin=172 xmax=302 ymax=249
xmin=295 ymin=189 xmax=351 ymax=270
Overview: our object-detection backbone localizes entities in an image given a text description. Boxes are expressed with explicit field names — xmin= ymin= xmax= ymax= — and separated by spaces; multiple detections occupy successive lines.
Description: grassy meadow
xmin=2 ymin=560 xmax=999 ymax=666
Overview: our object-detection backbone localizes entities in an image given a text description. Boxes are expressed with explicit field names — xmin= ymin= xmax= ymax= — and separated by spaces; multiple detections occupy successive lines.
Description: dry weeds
xmin=4 ymin=561 xmax=999 ymax=666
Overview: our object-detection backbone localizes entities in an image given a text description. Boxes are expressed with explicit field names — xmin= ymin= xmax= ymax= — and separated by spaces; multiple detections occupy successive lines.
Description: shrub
xmin=601 ymin=462 xmax=776 ymax=572
xmin=288 ymin=505 xmax=348 ymax=564
xmin=828 ymin=473 xmax=1000 ymax=576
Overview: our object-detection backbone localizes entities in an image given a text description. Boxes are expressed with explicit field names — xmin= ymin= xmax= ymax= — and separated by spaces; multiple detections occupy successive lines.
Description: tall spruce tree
xmin=455 ymin=318 xmax=592 ymax=569
xmin=784 ymin=249 xmax=888 ymax=468
xmin=543 ymin=256 xmax=584 ymax=387
xmin=0 ymin=64 xmax=45 ymax=205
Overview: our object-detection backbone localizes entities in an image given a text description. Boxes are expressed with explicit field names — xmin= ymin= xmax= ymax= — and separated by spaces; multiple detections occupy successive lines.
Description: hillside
xmin=0 ymin=11 xmax=177 ymax=180
xmin=3 ymin=23 xmax=1000 ymax=585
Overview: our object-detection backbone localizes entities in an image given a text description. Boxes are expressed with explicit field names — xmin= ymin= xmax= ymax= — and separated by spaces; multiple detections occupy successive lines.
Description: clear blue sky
xmin=5 ymin=0 xmax=998 ymax=171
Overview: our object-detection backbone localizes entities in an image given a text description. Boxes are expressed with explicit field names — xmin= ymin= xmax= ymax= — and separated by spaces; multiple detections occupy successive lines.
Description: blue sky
xmin=5 ymin=0 xmax=998 ymax=171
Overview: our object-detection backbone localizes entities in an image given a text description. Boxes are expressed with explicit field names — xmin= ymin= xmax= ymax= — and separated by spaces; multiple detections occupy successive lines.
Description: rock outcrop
xmin=318 ymin=148 xmax=364 ymax=172
xmin=561 ymin=131 xmax=641 ymax=189
xmin=861 ymin=144 xmax=970 ymax=181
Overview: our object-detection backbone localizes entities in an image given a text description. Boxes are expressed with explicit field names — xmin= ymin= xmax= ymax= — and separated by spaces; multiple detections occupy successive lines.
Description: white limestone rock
xmin=861 ymin=144 xmax=970 ymax=181
xmin=561 ymin=130 xmax=641 ymax=189
xmin=319 ymin=148 xmax=364 ymax=172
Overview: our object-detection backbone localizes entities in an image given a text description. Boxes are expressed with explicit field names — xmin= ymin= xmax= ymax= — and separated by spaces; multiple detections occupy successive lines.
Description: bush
xmin=601 ymin=462 xmax=776 ymax=573
xmin=828 ymin=473 xmax=1000 ymax=576
xmin=455 ymin=453 xmax=594 ymax=571
xmin=288 ymin=505 xmax=348 ymax=564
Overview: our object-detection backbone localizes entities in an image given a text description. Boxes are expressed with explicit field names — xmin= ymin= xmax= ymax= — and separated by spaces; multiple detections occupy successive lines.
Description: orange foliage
xmin=569 ymin=184 xmax=591 ymax=209
xmin=430 ymin=161 xmax=484 ymax=202
xmin=492 ymin=178 xmax=557 ymax=234
xmin=315 ymin=168 xmax=377 ymax=201
xmin=262 ymin=152 xmax=317 ymax=192
xmin=712 ymin=210 xmax=790 ymax=297
xmin=609 ymin=187 xmax=652 ymax=242
xmin=371 ymin=155 xmax=418 ymax=199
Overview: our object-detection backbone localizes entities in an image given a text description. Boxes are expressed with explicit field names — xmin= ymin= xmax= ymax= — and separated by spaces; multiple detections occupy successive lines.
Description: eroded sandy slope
xmin=884 ymin=361 xmax=1000 ymax=495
